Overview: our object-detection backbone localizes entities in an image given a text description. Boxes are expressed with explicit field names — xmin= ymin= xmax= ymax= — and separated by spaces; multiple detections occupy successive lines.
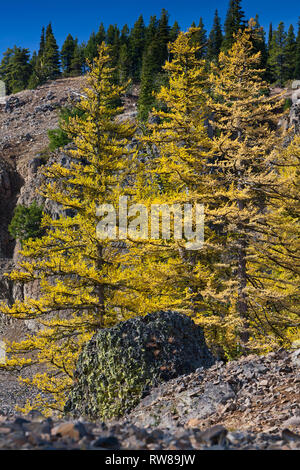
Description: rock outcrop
xmin=0 ymin=160 xmax=22 ymax=259
xmin=65 ymin=311 xmax=215 ymax=421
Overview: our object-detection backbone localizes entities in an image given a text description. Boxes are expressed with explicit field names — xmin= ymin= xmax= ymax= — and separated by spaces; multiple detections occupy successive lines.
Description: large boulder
xmin=64 ymin=311 xmax=214 ymax=421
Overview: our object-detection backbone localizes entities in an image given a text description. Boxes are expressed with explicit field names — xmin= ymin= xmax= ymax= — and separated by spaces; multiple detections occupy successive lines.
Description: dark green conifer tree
xmin=120 ymin=24 xmax=129 ymax=45
xmin=70 ymin=40 xmax=84 ymax=76
xmin=207 ymin=10 xmax=223 ymax=63
xmin=285 ymin=24 xmax=296 ymax=79
xmin=296 ymin=19 xmax=300 ymax=78
xmin=155 ymin=9 xmax=170 ymax=68
xmin=38 ymin=27 xmax=45 ymax=58
xmin=118 ymin=43 xmax=130 ymax=83
xmin=267 ymin=22 xmax=287 ymax=84
xmin=222 ymin=0 xmax=246 ymax=52
xmin=61 ymin=34 xmax=76 ymax=76
xmin=28 ymin=26 xmax=48 ymax=88
xmin=0 ymin=46 xmax=32 ymax=93
xmin=191 ymin=17 xmax=207 ymax=58
xmin=43 ymin=23 xmax=61 ymax=80
xmin=145 ymin=15 xmax=158 ymax=47
xmin=267 ymin=23 xmax=273 ymax=51
xmin=0 ymin=48 xmax=14 ymax=92
xmin=169 ymin=21 xmax=180 ymax=43
xmin=129 ymin=15 xmax=146 ymax=82
xmin=85 ymin=32 xmax=98 ymax=63
xmin=96 ymin=23 xmax=106 ymax=45
xmin=138 ymin=44 xmax=156 ymax=120
xmin=248 ymin=16 xmax=267 ymax=70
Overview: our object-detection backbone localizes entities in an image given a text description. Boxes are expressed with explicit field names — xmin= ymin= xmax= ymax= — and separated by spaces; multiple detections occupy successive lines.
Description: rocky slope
xmin=125 ymin=347 xmax=300 ymax=434
xmin=0 ymin=348 xmax=299 ymax=450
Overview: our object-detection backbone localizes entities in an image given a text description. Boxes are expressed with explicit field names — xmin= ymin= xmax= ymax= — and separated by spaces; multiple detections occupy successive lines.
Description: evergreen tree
xmin=9 ymin=47 xmax=32 ymax=92
xmin=70 ymin=40 xmax=84 ymax=76
xmin=267 ymin=23 xmax=273 ymax=51
xmin=137 ymin=9 xmax=171 ymax=118
xmin=85 ymin=32 xmax=98 ymax=63
xmin=0 ymin=44 xmax=137 ymax=414
xmin=28 ymin=26 xmax=48 ymax=88
xmin=0 ymin=46 xmax=32 ymax=93
xmin=9 ymin=202 xmax=44 ymax=245
xmin=0 ymin=48 xmax=15 ymax=93
xmin=120 ymin=24 xmax=129 ymax=45
xmin=129 ymin=15 xmax=146 ymax=82
xmin=43 ymin=23 xmax=61 ymax=80
xmin=222 ymin=0 xmax=246 ymax=52
xmin=207 ymin=10 xmax=223 ymax=63
xmin=38 ymin=27 xmax=45 ymax=58
xmin=267 ymin=21 xmax=287 ymax=84
xmin=248 ymin=16 xmax=267 ymax=71
xmin=295 ymin=18 xmax=300 ymax=78
xmin=285 ymin=24 xmax=297 ymax=79
xmin=29 ymin=51 xmax=38 ymax=73
xmin=106 ymin=24 xmax=120 ymax=73
xmin=118 ymin=43 xmax=130 ymax=83
xmin=155 ymin=9 xmax=171 ymax=68
xmin=191 ymin=17 xmax=207 ymax=58
xmin=145 ymin=15 xmax=158 ymax=47
xmin=61 ymin=34 xmax=76 ymax=76
xmin=138 ymin=44 xmax=156 ymax=120
xmin=117 ymin=26 xmax=131 ymax=83
xmin=169 ymin=21 xmax=180 ymax=43
xmin=95 ymin=22 xmax=106 ymax=46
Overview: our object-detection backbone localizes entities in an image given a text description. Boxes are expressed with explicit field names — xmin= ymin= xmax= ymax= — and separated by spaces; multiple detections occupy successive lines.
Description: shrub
xmin=9 ymin=201 xmax=44 ymax=244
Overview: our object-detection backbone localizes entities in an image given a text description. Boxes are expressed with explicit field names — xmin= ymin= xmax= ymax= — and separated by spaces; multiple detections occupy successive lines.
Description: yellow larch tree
xmin=206 ymin=24 xmax=299 ymax=352
xmin=258 ymin=134 xmax=300 ymax=347
xmin=0 ymin=43 xmax=139 ymax=414
xmin=135 ymin=25 xmax=299 ymax=357
xmin=124 ymin=30 xmax=221 ymax=335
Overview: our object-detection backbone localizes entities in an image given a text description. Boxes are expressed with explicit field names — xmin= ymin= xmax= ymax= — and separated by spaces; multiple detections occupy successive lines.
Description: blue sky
xmin=0 ymin=1 xmax=299 ymax=57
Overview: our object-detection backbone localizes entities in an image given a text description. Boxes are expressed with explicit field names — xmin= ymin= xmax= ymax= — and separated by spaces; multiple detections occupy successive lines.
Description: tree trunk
xmin=95 ymin=243 xmax=105 ymax=328
xmin=236 ymin=197 xmax=250 ymax=348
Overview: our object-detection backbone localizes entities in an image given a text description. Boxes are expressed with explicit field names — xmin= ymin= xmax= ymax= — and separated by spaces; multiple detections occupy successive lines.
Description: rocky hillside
xmin=0 ymin=347 xmax=299 ymax=450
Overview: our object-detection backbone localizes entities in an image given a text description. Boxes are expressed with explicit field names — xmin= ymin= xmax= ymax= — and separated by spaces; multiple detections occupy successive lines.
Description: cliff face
xmin=0 ymin=160 xmax=22 ymax=258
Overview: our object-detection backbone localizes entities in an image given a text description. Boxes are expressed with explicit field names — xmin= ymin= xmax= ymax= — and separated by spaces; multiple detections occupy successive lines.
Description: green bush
xmin=283 ymin=98 xmax=292 ymax=111
xmin=9 ymin=201 xmax=44 ymax=244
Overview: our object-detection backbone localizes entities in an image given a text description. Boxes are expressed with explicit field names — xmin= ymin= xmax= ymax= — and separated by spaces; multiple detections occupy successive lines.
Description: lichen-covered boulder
xmin=64 ymin=311 xmax=214 ymax=421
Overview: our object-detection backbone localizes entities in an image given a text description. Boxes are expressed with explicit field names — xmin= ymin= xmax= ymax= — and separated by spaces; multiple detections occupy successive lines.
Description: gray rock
xmin=64 ymin=311 xmax=215 ymax=420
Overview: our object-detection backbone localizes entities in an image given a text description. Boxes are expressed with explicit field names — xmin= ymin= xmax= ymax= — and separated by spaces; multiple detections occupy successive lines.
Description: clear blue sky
xmin=0 ymin=0 xmax=299 ymax=58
